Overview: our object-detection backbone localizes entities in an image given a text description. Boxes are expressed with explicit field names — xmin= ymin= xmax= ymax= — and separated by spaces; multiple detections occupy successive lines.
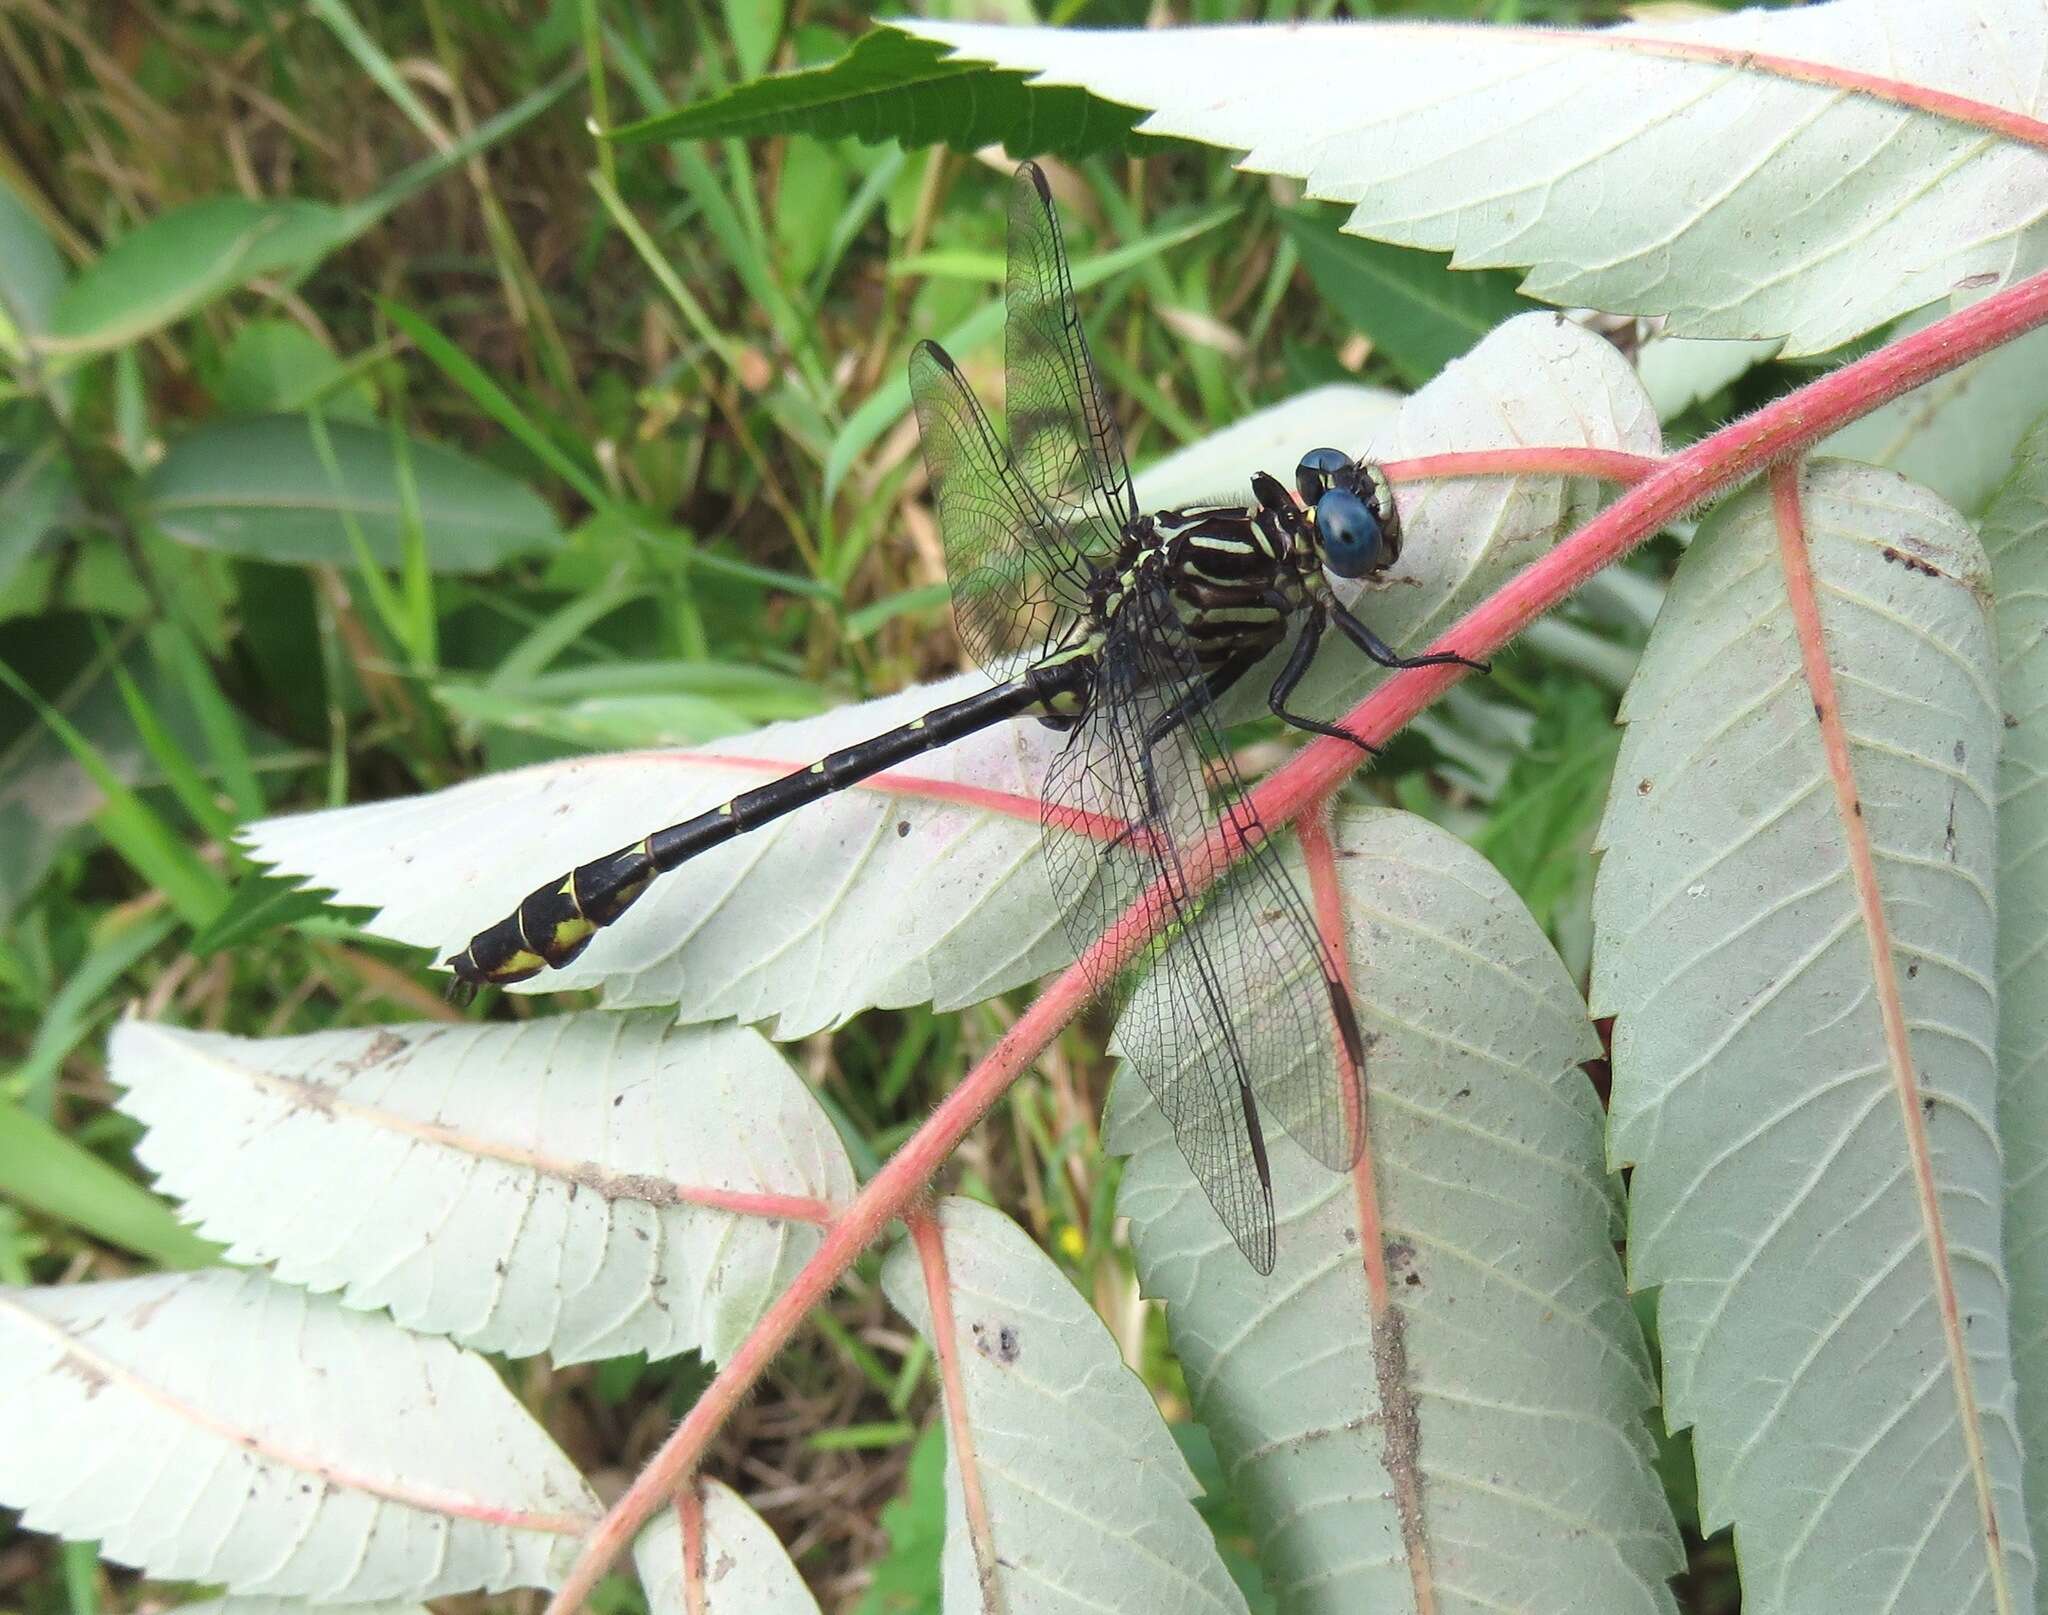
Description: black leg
xmin=1329 ymin=598 xmax=1490 ymax=674
xmin=1266 ymin=605 xmax=1379 ymax=754
xmin=1142 ymin=650 xmax=1261 ymax=752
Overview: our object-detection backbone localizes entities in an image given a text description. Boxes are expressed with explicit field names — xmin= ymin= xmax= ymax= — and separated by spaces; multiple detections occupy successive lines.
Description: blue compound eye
xmin=1295 ymin=446 xmax=1355 ymax=507
xmin=1314 ymin=488 xmax=1392 ymax=578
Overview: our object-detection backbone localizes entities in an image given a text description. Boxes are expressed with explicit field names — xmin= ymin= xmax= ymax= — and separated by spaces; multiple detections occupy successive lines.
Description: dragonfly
xmin=447 ymin=162 xmax=1483 ymax=1271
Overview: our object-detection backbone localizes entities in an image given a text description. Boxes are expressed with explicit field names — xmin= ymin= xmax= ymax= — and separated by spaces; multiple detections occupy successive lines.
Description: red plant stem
xmin=908 ymin=1210 xmax=1003 ymax=1586
xmin=541 ymin=265 xmax=2048 ymax=1614
xmin=544 ymin=962 xmax=1101 ymax=1614
xmin=676 ymin=1488 xmax=708 ymax=1615
xmin=1381 ymin=447 xmax=1658 ymax=486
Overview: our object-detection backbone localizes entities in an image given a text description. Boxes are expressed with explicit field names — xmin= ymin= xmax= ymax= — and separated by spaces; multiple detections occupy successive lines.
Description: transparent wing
xmin=909 ymin=340 xmax=1095 ymax=673
xmin=1040 ymin=588 xmax=1364 ymax=1273
xmin=1005 ymin=162 xmax=1139 ymax=553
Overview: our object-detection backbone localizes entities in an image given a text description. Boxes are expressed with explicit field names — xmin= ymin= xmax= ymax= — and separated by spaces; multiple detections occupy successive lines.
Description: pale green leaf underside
xmin=241 ymin=668 xmax=1078 ymax=1037
xmin=0 ymin=1269 xmax=596 ymax=1598
xmin=1107 ymin=806 xmax=1679 ymax=1614
xmin=1978 ymin=412 xmax=2048 ymax=1589
xmin=633 ymin=1479 xmax=821 ymax=1615
xmin=111 ymin=1012 xmax=853 ymax=1366
xmin=246 ymin=319 xmax=1649 ymax=1034
xmin=879 ymin=1198 xmax=1249 ymax=1615
xmin=176 ymin=1601 xmax=431 ymax=1615
xmin=1821 ymin=304 xmax=2048 ymax=519
xmin=1591 ymin=461 xmax=2031 ymax=1612
xmin=904 ymin=0 xmax=2048 ymax=355
xmin=1131 ymin=382 xmax=1399 ymax=512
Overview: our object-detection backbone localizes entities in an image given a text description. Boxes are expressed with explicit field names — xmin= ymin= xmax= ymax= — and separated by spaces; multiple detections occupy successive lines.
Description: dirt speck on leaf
xmin=1373 ymin=1305 xmax=1432 ymax=1586
xmin=1879 ymin=544 xmax=1941 ymax=579
xmin=337 ymin=1029 xmax=409 ymax=1076
xmin=55 ymin=1349 xmax=111 ymax=1398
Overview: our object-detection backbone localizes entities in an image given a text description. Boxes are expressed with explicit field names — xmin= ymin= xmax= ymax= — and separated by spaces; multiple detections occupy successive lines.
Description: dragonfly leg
xmin=1140 ymin=649 xmax=1261 ymax=753
xmin=1329 ymin=598 xmax=1490 ymax=674
xmin=1266 ymin=604 xmax=1379 ymax=754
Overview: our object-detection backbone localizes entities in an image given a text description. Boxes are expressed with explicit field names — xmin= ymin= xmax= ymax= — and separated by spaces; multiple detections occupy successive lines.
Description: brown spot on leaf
xmin=337 ymin=1029 xmax=409 ymax=1077
xmin=1879 ymin=544 xmax=1940 ymax=578
xmin=572 ymin=1165 xmax=679 ymax=1204
xmin=1373 ymin=1306 xmax=1431 ymax=1580
xmin=56 ymin=1350 xmax=111 ymax=1398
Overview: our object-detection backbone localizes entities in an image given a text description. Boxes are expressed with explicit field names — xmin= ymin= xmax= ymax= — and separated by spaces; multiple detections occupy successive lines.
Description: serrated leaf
xmin=186 ymin=865 xmax=370 ymax=956
xmin=242 ymin=315 xmax=1650 ymax=1034
xmin=879 ymin=1198 xmax=1249 ymax=1614
xmin=1978 ymin=414 xmax=2048 ymax=1578
xmin=141 ymin=415 xmax=560 ymax=572
xmin=1590 ymin=462 xmax=2030 ymax=1610
xmin=0 ymin=1268 xmax=598 ymax=1597
xmin=111 ymin=1012 xmax=855 ymax=1365
xmin=610 ymin=28 xmax=1153 ymax=160
xmin=242 ymin=669 xmax=1077 ymax=1034
xmin=633 ymin=1480 xmax=821 ymax=1614
xmin=1280 ymin=206 xmax=1531 ymax=388
xmin=46 ymin=198 xmax=348 ymax=358
xmin=1106 ymin=806 xmax=1678 ymax=1613
xmin=903 ymin=3 xmax=2048 ymax=354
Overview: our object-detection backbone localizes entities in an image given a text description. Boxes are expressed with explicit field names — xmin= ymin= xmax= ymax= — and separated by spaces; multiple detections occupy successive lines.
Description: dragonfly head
xmin=1296 ymin=448 xmax=1401 ymax=579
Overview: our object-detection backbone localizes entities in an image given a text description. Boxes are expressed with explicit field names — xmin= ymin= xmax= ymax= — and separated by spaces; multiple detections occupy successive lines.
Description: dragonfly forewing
xmin=1004 ymin=164 xmax=1139 ymax=549
xmin=908 ymin=340 xmax=1094 ymax=672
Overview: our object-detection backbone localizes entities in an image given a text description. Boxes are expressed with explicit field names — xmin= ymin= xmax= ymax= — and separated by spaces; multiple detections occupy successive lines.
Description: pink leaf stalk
xmin=542 ymin=265 xmax=2048 ymax=1615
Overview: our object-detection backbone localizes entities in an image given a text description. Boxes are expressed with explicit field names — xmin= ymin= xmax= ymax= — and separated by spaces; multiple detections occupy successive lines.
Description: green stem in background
xmin=580 ymin=0 xmax=617 ymax=193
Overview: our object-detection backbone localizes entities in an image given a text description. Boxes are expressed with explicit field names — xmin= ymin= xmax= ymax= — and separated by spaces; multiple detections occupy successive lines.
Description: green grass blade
xmin=101 ymin=639 xmax=240 ymax=847
xmin=348 ymin=63 xmax=581 ymax=230
xmin=0 ymin=1093 xmax=220 ymax=1269
xmin=381 ymin=297 xmax=611 ymax=509
xmin=12 ymin=911 xmax=176 ymax=1111
xmin=0 ymin=660 xmax=228 ymax=928
xmin=154 ymin=625 xmax=264 ymax=821
xmin=824 ymin=204 xmax=1234 ymax=500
